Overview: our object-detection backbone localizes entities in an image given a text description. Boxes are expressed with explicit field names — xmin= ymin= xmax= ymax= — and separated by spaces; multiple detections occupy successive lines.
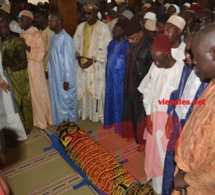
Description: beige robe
xmin=173 ymin=79 xmax=215 ymax=195
xmin=73 ymin=21 xmax=112 ymax=122
xmin=20 ymin=26 xmax=52 ymax=129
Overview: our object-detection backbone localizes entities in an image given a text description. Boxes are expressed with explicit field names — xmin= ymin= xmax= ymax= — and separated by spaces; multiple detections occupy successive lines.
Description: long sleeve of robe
xmin=162 ymin=64 xmax=209 ymax=195
xmin=172 ymin=79 xmax=215 ymax=195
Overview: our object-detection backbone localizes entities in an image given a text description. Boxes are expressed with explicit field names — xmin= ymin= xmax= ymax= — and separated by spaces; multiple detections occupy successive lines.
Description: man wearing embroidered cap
xmin=164 ymin=15 xmax=186 ymax=66
xmin=167 ymin=4 xmax=180 ymax=16
xmin=73 ymin=4 xmax=112 ymax=122
xmin=19 ymin=10 xmax=52 ymax=129
xmin=138 ymin=34 xmax=184 ymax=194
xmin=121 ymin=17 xmax=153 ymax=151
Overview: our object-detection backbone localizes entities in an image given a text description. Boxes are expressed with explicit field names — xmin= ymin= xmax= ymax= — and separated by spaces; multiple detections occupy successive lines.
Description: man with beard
xmin=164 ymin=15 xmax=186 ymax=66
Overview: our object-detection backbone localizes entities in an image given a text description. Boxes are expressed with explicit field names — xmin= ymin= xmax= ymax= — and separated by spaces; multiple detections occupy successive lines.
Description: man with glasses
xmin=199 ymin=9 xmax=214 ymax=29
xmin=73 ymin=4 xmax=112 ymax=123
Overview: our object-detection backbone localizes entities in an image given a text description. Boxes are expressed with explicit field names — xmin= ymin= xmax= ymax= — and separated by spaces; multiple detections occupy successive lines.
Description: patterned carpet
xmin=0 ymin=119 xmax=146 ymax=195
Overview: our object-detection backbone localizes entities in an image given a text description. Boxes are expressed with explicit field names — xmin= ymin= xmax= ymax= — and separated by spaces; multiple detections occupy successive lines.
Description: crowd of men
xmin=0 ymin=0 xmax=215 ymax=194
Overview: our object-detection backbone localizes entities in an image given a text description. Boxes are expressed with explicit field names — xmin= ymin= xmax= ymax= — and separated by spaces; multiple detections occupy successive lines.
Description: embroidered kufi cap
xmin=142 ymin=3 xmax=151 ymax=9
xmin=144 ymin=12 xmax=157 ymax=20
xmin=166 ymin=15 xmax=186 ymax=31
xmin=83 ymin=4 xmax=99 ymax=12
xmin=19 ymin=10 xmax=34 ymax=20
xmin=145 ymin=20 xmax=156 ymax=31
xmin=121 ymin=10 xmax=134 ymax=20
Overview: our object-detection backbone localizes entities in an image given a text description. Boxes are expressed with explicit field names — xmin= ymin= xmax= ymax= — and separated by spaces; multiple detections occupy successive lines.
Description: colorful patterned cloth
xmin=57 ymin=121 xmax=154 ymax=195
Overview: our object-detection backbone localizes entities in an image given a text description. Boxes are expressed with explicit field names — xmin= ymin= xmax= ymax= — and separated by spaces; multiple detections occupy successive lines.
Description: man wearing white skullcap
xmin=19 ymin=10 xmax=52 ymax=129
xmin=184 ymin=3 xmax=191 ymax=8
xmin=143 ymin=12 xmax=156 ymax=26
xmin=144 ymin=19 xmax=157 ymax=38
xmin=167 ymin=4 xmax=180 ymax=15
xmin=107 ymin=7 xmax=118 ymax=36
xmin=19 ymin=10 xmax=34 ymax=20
xmin=164 ymin=15 xmax=186 ymax=67
xmin=121 ymin=9 xmax=134 ymax=20
xmin=144 ymin=12 xmax=157 ymax=20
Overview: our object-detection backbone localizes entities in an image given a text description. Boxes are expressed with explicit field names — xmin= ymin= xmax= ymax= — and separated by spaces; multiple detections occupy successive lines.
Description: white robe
xmin=0 ymin=57 xmax=27 ymax=141
xmin=73 ymin=21 xmax=112 ymax=122
xmin=138 ymin=61 xmax=183 ymax=194
xmin=171 ymin=41 xmax=186 ymax=66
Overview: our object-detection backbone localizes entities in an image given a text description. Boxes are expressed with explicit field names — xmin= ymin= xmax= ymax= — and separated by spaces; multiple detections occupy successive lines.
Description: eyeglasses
xmin=85 ymin=12 xmax=93 ymax=15
xmin=199 ymin=17 xmax=210 ymax=22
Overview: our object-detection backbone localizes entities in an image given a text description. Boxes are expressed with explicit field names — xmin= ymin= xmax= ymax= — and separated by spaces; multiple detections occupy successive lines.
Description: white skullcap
xmin=184 ymin=3 xmax=191 ymax=8
xmin=142 ymin=3 xmax=151 ymax=9
xmin=164 ymin=3 xmax=170 ymax=8
xmin=144 ymin=12 xmax=157 ymax=21
xmin=112 ymin=6 xmax=117 ymax=12
xmin=19 ymin=10 xmax=34 ymax=20
xmin=171 ymin=4 xmax=180 ymax=14
xmin=167 ymin=15 xmax=186 ymax=31
xmin=121 ymin=10 xmax=134 ymax=20
xmin=0 ymin=2 xmax=10 ymax=14
xmin=145 ymin=20 xmax=156 ymax=31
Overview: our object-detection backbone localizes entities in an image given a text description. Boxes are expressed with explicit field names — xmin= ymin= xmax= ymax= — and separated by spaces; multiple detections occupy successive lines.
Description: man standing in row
xmin=173 ymin=23 xmax=215 ymax=195
xmin=121 ymin=17 xmax=154 ymax=151
xmin=0 ymin=14 xmax=33 ymax=132
xmin=73 ymin=4 xmax=112 ymax=123
xmin=104 ymin=19 xmax=129 ymax=133
xmin=19 ymin=10 xmax=52 ymax=129
xmin=138 ymin=34 xmax=184 ymax=194
xmin=48 ymin=12 xmax=78 ymax=125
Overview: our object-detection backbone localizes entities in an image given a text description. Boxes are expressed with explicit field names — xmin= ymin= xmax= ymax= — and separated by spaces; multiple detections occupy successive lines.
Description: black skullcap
xmin=115 ymin=18 xmax=129 ymax=31
xmin=125 ymin=17 xmax=142 ymax=37
xmin=157 ymin=13 xmax=170 ymax=25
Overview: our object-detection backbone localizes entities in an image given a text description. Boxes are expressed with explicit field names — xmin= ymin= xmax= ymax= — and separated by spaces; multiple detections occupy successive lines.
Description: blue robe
xmin=104 ymin=39 xmax=129 ymax=133
xmin=49 ymin=30 xmax=78 ymax=125
xmin=162 ymin=64 xmax=209 ymax=195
